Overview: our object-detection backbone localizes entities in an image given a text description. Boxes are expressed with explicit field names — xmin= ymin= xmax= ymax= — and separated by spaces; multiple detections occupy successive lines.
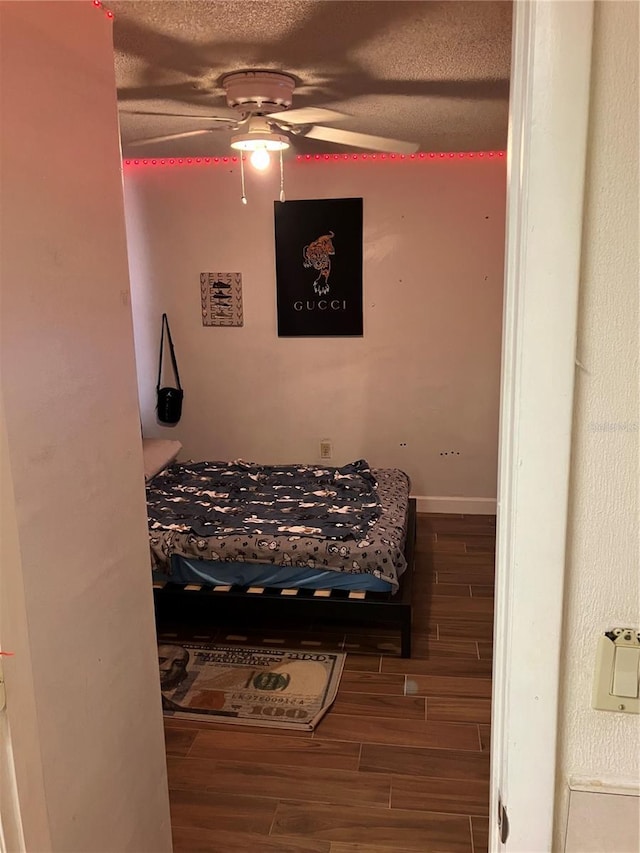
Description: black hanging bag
xmin=156 ymin=313 xmax=183 ymax=425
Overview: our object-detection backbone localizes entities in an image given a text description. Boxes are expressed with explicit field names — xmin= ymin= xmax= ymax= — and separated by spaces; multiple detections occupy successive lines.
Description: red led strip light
xmin=124 ymin=156 xmax=240 ymax=167
xmin=296 ymin=152 xmax=505 ymax=161
xmin=123 ymin=151 xmax=506 ymax=167
xmin=92 ymin=0 xmax=114 ymax=19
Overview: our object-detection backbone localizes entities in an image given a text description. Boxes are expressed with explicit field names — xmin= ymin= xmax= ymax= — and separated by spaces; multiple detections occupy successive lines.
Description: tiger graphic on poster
xmin=302 ymin=231 xmax=335 ymax=295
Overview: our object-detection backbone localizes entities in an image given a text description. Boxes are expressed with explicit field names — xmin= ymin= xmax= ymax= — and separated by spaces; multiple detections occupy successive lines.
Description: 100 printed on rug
xmin=158 ymin=642 xmax=345 ymax=731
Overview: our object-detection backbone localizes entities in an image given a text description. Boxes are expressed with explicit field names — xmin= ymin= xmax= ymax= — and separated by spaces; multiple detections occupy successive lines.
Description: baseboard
xmin=413 ymin=496 xmax=497 ymax=515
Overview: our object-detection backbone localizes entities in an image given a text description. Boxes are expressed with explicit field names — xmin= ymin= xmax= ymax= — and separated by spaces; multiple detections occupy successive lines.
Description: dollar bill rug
xmin=158 ymin=642 xmax=346 ymax=731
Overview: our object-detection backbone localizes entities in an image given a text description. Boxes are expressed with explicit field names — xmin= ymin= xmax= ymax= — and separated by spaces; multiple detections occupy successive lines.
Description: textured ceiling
xmin=112 ymin=0 xmax=512 ymax=158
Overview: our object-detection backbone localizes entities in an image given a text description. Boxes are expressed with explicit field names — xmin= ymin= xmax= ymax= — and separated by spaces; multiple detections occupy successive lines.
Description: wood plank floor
xmin=163 ymin=512 xmax=496 ymax=853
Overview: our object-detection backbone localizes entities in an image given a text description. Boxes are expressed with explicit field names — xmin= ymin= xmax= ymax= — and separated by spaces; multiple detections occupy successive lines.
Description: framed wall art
xmin=200 ymin=272 xmax=243 ymax=327
xmin=274 ymin=198 xmax=363 ymax=337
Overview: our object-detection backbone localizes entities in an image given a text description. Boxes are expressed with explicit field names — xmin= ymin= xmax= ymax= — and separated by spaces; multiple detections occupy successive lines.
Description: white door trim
xmin=490 ymin=2 xmax=594 ymax=851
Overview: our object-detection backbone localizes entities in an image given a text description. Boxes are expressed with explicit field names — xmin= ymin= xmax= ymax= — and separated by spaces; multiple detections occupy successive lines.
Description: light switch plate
xmin=592 ymin=628 xmax=640 ymax=714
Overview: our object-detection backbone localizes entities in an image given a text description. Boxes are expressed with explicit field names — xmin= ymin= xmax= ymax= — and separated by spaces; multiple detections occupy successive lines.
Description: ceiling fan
xmin=126 ymin=70 xmax=419 ymax=168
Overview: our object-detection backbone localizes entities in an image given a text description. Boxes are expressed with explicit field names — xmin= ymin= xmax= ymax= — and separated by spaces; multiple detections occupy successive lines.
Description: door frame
xmin=491 ymin=1 xmax=594 ymax=850
xmin=0 ymin=2 xmax=596 ymax=850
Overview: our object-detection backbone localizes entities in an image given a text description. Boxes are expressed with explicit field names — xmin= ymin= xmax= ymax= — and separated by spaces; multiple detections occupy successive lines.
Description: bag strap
xmin=157 ymin=313 xmax=182 ymax=391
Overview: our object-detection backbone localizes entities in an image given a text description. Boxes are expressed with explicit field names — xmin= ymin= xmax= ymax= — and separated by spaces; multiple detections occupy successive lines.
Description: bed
xmin=146 ymin=454 xmax=416 ymax=656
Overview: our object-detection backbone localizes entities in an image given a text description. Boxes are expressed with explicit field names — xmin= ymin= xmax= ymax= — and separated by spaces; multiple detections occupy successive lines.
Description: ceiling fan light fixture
xmin=230 ymin=131 xmax=290 ymax=153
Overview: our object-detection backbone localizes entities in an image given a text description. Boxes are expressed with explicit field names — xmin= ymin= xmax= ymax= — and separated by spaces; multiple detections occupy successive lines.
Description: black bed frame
xmin=153 ymin=498 xmax=417 ymax=657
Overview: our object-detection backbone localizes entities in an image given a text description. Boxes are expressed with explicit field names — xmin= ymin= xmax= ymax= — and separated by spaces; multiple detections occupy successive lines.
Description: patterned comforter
xmin=147 ymin=460 xmax=411 ymax=590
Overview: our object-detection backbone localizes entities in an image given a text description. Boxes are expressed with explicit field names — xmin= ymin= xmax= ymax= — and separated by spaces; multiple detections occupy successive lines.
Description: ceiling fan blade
xmin=267 ymin=107 xmax=348 ymax=125
xmin=303 ymin=126 xmax=418 ymax=154
xmin=121 ymin=108 xmax=240 ymax=122
xmin=127 ymin=129 xmax=217 ymax=147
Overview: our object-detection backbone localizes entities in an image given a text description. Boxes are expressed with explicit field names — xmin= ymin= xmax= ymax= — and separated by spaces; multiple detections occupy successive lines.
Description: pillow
xmin=142 ymin=438 xmax=182 ymax=481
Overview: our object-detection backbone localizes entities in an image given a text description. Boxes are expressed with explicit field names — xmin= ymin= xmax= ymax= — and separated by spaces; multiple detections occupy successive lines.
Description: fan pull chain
xmin=240 ymin=154 xmax=247 ymax=205
xmin=279 ymin=148 xmax=285 ymax=202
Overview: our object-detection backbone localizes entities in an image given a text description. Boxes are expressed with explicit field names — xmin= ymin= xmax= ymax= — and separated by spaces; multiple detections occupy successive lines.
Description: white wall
xmin=125 ymin=157 xmax=506 ymax=502
xmin=556 ymin=0 xmax=640 ymax=845
xmin=0 ymin=3 xmax=171 ymax=851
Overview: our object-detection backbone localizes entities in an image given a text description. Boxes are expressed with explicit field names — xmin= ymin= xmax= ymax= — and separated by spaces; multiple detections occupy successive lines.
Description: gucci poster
xmin=274 ymin=198 xmax=363 ymax=337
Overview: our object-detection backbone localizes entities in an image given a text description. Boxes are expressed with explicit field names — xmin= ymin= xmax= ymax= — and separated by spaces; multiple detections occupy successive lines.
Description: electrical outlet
xmin=320 ymin=439 xmax=332 ymax=460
